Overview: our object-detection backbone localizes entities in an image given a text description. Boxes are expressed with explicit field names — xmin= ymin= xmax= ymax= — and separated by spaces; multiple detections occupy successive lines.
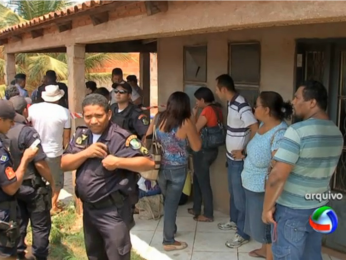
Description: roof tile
xmin=0 ymin=0 xmax=115 ymax=34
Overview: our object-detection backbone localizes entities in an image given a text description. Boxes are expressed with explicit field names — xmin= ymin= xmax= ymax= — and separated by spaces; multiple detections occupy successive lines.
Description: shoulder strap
xmin=270 ymin=128 xmax=286 ymax=146
xmin=209 ymin=105 xmax=222 ymax=124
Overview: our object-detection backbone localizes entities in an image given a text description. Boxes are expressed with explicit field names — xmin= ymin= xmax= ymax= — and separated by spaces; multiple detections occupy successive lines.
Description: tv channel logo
xmin=309 ymin=206 xmax=338 ymax=234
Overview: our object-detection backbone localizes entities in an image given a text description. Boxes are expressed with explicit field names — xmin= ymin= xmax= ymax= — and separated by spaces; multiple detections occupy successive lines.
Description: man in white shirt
xmin=28 ymin=85 xmax=71 ymax=214
xmin=126 ymin=75 xmax=142 ymax=106
xmin=215 ymin=74 xmax=258 ymax=248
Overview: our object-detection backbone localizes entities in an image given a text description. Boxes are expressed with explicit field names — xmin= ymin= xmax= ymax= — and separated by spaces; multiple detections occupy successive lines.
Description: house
xmin=1 ymin=0 xmax=345 ymax=253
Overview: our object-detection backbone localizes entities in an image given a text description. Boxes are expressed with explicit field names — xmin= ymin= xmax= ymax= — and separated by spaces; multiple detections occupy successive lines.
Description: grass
xmin=26 ymin=203 xmax=146 ymax=260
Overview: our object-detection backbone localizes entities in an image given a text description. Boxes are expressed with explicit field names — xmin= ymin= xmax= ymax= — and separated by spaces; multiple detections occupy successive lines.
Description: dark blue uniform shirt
xmin=0 ymin=136 xmax=17 ymax=203
xmin=15 ymin=126 xmax=46 ymax=200
xmin=64 ymin=122 xmax=150 ymax=204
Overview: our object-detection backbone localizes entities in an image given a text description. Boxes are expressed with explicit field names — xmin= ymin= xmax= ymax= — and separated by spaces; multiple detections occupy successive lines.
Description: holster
xmin=23 ymin=177 xmax=52 ymax=212
xmin=0 ymin=200 xmax=19 ymax=248
xmin=83 ymin=191 xmax=125 ymax=210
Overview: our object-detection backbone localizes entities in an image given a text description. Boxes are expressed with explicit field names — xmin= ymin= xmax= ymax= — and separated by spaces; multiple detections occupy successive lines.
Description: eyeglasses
xmin=114 ymin=90 xmax=128 ymax=94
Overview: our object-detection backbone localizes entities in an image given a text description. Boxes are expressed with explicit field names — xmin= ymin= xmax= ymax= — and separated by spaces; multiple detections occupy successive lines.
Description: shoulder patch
xmin=0 ymin=155 xmax=9 ymax=164
xmin=130 ymin=138 xmax=142 ymax=150
xmin=5 ymin=167 xmax=15 ymax=180
xmin=138 ymin=114 xmax=146 ymax=120
xmin=125 ymin=135 xmax=138 ymax=147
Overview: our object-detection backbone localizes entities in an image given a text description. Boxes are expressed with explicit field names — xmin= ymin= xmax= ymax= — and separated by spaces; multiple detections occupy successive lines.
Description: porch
xmin=129 ymin=203 xmax=346 ymax=260
xmin=57 ymin=175 xmax=345 ymax=260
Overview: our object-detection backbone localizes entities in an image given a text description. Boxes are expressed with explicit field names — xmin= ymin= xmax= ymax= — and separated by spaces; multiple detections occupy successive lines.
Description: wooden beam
xmin=12 ymin=35 xmax=22 ymax=41
xmin=0 ymin=38 xmax=8 ymax=45
xmin=56 ymin=20 xmax=72 ymax=33
xmin=31 ymin=29 xmax=44 ymax=38
xmin=144 ymin=1 xmax=168 ymax=16
xmin=90 ymin=11 xmax=109 ymax=26
xmin=25 ymin=47 xmax=66 ymax=53
xmin=85 ymin=41 xmax=157 ymax=53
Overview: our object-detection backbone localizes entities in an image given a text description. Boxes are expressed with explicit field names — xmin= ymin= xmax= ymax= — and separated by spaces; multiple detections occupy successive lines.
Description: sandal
xmin=187 ymin=208 xmax=196 ymax=215
xmin=163 ymin=241 xmax=188 ymax=251
xmin=193 ymin=215 xmax=214 ymax=222
xmin=249 ymin=249 xmax=266 ymax=258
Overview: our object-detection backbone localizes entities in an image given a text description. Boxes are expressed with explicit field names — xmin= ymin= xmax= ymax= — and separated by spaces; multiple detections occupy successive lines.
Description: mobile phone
xmin=30 ymin=139 xmax=40 ymax=149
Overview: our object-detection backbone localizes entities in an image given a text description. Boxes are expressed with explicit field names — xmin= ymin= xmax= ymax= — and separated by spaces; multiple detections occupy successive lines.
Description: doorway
xmin=296 ymin=40 xmax=346 ymax=193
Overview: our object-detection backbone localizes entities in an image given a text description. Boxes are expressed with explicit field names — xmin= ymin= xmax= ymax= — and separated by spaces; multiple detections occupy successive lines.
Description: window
xmin=184 ymin=45 xmax=207 ymax=83
xmin=229 ymin=42 xmax=261 ymax=107
xmin=184 ymin=45 xmax=208 ymax=109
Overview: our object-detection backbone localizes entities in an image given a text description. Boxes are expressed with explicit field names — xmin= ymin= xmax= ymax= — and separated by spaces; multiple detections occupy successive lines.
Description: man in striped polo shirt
xmin=215 ymin=74 xmax=258 ymax=248
xmin=262 ymin=80 xmax=343 ymax=260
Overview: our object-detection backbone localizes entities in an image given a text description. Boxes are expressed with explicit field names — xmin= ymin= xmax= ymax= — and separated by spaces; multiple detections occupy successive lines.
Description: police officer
xmin=110 ymin=82 xmax=149 ymax=140
xmin=61 ymin=94 xmax=154 ymax=260
xmin=7 ymin=96 xmax=54 ymax=260
xmin=0 ymin=100 xmax=38 ymax=259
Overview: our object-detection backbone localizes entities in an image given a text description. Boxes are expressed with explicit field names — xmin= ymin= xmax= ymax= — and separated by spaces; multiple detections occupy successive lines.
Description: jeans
xmin=272 ymin=204 xmax=322 ymax=260
xmin=192 ymin=149 xmax=218 ymax=219
xmin=139 ymin=189 xmax=161 ymax=199
xmin=157 ymin=164 xmax=187 ymax=245
xmin=227 ymin=158 xmax=249 ymax=240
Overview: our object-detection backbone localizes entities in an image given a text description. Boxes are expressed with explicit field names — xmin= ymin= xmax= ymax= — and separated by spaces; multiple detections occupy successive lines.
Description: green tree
xmin=0 ymin=1 xmax=138 ymax=94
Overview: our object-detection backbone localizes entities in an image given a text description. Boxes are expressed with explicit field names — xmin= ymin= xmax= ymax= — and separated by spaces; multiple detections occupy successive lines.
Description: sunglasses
xmin=114 ymin=90 xmax=128 ymax=94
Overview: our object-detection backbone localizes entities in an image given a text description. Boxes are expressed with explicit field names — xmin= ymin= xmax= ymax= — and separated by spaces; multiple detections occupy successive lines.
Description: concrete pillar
xmin=5 ymin=53 xmax=16 ymax=85
xmin=140 ymin=52 xmax=150 ymax=111
xmin=66 ymin=44 xmax=86 ymax=118
xmin=66 ymin=44 xmax=85 ymax=215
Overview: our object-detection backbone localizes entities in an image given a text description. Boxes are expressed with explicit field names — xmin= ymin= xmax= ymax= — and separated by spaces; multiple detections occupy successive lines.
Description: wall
xmin=157 ymin=22 xmax=346 ymax=216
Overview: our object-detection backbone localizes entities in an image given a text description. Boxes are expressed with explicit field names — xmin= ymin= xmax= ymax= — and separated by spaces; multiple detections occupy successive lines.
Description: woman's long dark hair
xmin=158 ymin=91 xmax=191 ymax=132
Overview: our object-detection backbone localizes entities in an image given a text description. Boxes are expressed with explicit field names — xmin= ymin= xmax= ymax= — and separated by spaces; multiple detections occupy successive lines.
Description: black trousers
xmin=17 ymin=187 xmax=51 ymax=259
xmin=192 ymin=148 xmax=218 ymax=219
xmin=83 ymin=199 xmax=132 ymax=260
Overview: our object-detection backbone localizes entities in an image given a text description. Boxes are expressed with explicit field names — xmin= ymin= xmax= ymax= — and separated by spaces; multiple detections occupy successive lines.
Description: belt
xmin=83 ymin=191 xmax=125 ymax=210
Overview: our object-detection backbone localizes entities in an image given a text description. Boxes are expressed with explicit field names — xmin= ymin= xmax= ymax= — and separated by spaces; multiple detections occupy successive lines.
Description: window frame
xmin=228 ymin=41 xmax=261 ymax=88
xmin=183 ymin=44 xmax=208 ymax=84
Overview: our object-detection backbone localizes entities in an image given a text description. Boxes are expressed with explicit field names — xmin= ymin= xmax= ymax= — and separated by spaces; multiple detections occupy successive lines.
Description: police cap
xmin=112 ymin=81 xmax=132 ymax=94
xmin=0 ymin=100 xmax=16 ymax=119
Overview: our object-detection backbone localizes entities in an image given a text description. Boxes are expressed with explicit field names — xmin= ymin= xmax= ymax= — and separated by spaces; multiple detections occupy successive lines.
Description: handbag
xmin=264 ymin=128 xmax=286 ymax=189
xmin=139 ymin=115 xmax=163 ymax=181
xmin=201 ymin=105 xmax=225 ymax=149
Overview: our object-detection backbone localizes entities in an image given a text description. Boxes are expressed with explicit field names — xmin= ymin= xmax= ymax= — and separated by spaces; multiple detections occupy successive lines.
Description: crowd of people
xmin=0 ymin=67 xmax=343 ymax=260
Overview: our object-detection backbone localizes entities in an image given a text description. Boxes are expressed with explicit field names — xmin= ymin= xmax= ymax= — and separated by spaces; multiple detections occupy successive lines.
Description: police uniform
xmin=6 ymin=117 xmax=51 ymax=260
xmin=64 ymin=122 xmax=150 ymax=260
xmin=110 ymin=102 xmax=149 ymax=139
xmin=0 ymin=102 xmax=20 ymax=258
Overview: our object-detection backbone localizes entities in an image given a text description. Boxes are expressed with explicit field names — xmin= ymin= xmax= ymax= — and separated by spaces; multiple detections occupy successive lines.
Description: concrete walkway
xmin=60 ymin=173 xmax=345 ymax=260
xmin=130 ymin=202 xmax=345 ymax=260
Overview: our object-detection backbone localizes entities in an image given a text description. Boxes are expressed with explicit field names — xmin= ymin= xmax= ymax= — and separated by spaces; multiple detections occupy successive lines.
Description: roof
xmin=0 ymin=0 xmax=114 ymax=34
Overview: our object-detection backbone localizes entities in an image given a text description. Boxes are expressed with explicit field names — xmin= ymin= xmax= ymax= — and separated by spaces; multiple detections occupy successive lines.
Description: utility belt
xmin=22 ymin=175 xmax=46 ymax=189
xmin=21 ymin=178 xmax=52 ymax=211
xmin=82 ymin=191 xmax=126 ymax=210
xmin=0 ymin=200 xmax=19 ymax=248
